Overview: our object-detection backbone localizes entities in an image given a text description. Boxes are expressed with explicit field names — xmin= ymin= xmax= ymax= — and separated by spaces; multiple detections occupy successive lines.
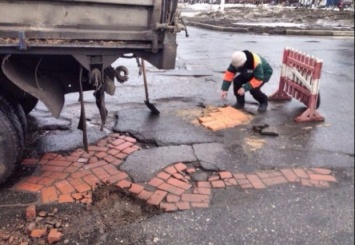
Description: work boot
xmin=232 ymin=102 xmax=245 ymax=109
xmin=233 ymin=95 xmax=245 ymax=109
xmin=258 ymin=100 xmax=268 ymax=113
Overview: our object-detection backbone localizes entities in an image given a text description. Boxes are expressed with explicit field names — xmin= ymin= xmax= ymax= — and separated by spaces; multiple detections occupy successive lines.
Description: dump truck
xmin=0 ymin=0 xmax=186 ymax=184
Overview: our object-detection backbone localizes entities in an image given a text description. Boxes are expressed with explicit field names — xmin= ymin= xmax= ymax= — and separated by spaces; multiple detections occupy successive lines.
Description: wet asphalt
xmin=0 ymin=27 xmax=354 ymax=244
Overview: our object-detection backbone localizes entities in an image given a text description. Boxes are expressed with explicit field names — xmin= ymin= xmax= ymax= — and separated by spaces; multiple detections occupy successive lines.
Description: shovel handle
xmin=141 ymin=59 xmax=149 ymax=101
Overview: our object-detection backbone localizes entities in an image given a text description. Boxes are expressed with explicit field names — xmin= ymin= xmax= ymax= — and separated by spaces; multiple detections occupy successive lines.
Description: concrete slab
xmin=121 ymin=145 xmax=197 ymax=182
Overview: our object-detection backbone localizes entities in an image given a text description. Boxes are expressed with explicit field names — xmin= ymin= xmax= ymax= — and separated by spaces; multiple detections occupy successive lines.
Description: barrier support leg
xmin=295 ymin=109 xmax=325 ymax=122
xmin=295 ymin=94 xmax=324 ymax=123
xmin=269 ymin=79 xmax=292 ymax=101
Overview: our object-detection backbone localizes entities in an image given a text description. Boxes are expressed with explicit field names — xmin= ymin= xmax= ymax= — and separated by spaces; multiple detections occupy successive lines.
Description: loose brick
xmin=115 ymin=152 xmax=128 ymax=160
xmin=293 ymin=168 xmax=309 ymax=179
xmin=111 ymin=159 xmax=123 ymax=167
xmin=116 ymin=180 xmax=132 ymax=189
xmin=58 ymin=194 xmax=75 ymax=203
xmin=167 ymin=178 xmax=192 ymax=190
xmin=103 ymin=155 xmax=118 ymax=163
xmin=107 ymin=149 xmax=120 ymax=156
xmin=122 ymin=147 xmax=139 ymax=155
xmin=224 ymin=178 xmax=237 ymax=186
xmin=147 ymin=190 xmax=168 ymax=206
xmin=30 ymin=229 xmax=47 ymax=238
xmin=166 ymin=194 xmax=180 ymax=203
xmin=219 ymin=171 xmax=233 ymax=179
xmin=88 ymin=146 xmax=108 ymax=152
xmin=174 ymin=162 xmax=187 ymax=172
xmin=262 ymin=176 xmax=288 ymax=186
xmin=83 ymin=174 xmax=101 ymax=188
xmin=246 ymin=175 xmax=266 ymax=189
xmin=172 ymin=173 xmax=185 ymax=180
xmin=236 ymin=179 xmax=251 ymax=186
xmin=73 ymin=183 xmax=91 ymax=193
xmin=71 ymin=170 xmax=92 ymax=179
xmin=49 ymin=172 xmax=69 ymax=180
xmin=281 ymin=169 xmax=299 ymax=182
xmin=25 ymin=205 xmax=36 ymax=221
xmin=137 ymin=190 xmax=153 ymax=200
xmin=148 ymin=177 xmax=164 ymax=187
xmin=15 ymin=182 xmax=43 ymax=192
xmin=156 ymin=172 xmax=171 ymax=180
xmin=125 ymin=137 xmax=137 ymax=143
xmin=309 ymin=174 xmax=337 ymax=182
xmin=256 ymin=171 xmax=270 ymax=179
xmin=48 ymin=229 xmax=63 ymax=244
xmin=55 ymin=180 xmax=76 ymax=195
xmin=84 ymin=160 xmax=108 ymax=170
xmin=111 ymin=138 xmax=126 ymax=146
xmin=91 ymin=167 xmax=110 ymax=180
xmin=267 ymin=170 xmax=283 ymax=177
xmin=186 ymin=168 xmax=196 ymax=174
xmin=158 ymin=183 xmax=185 ymax=196
xmin=115 ymin=142 xmax=134 ymax=151
xmin=233 ymin=174 xmax=247 ymax=180
xmin=208 ymin=175 xmax=220 ymax=181
xmin=181 ymin=194 xmax=210 ymax=203
xmin=160 ymin=203 xmax=178 ymax=212
xmin=211 ymin=180 xmax=225 ymax=188
xmin=102 ymin=164 xmax=121 ymax=175
xmin=176 ymin=202 xmax=190 ymax=210
xmin=103 ymin=172 xmax=129 ymax=184
xmin=311 ymin=168 xmax=332 ymax=175
xmin=129 ymin=183 xmax=144 ymax=194
xmin=164 ymin=166 xmax=177 ymax=175
xmin=95 ymin=152 xmax=108 ymax=159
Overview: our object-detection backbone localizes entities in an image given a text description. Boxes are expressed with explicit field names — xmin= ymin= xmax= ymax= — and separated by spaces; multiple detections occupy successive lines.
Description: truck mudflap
xmin=1 ymin=55 xmax=64 ymax=118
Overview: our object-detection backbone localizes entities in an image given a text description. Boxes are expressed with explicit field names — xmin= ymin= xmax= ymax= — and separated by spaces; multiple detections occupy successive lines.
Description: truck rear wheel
xmin=0 ymin=96 xmax=24 ymax=184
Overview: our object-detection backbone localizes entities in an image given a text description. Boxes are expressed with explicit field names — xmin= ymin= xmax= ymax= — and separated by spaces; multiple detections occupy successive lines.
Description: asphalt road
xmin=2 ymin=27 xmax=354 ymax=244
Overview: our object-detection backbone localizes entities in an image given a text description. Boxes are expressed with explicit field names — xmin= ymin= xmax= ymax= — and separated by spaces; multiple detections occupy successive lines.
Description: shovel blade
xmin=145 ymin=100 xmax=160 ymax=115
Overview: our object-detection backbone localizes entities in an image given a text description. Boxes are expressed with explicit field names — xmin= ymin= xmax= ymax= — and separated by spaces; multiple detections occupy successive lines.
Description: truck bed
xmin=0 ymin=0 xmax=180 ymax=68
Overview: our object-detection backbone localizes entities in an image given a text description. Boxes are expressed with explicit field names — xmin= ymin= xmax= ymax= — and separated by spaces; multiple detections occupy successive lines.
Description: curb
xmin=286 ymin=29 xmax=354 ymax=36
xmin=186 ymin=21 xmax=354 ymax=37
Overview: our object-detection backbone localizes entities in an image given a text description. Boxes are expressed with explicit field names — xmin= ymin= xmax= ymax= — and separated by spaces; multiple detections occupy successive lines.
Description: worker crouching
xmin=221 ymin=50 xmax=273 ymax=113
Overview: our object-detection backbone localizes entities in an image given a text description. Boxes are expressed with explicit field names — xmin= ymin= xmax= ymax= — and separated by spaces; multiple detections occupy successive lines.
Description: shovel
xmin=141 ymin=59 xmax=160 ymax=115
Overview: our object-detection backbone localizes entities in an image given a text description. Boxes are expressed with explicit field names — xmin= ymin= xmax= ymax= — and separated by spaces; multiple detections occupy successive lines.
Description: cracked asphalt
xmin=0 ymin=27 xmax=354 ymax=244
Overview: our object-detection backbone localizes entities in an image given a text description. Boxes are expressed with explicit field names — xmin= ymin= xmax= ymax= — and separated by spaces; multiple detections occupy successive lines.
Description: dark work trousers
xmin=233 ymin=75 xmax=268 ymax=105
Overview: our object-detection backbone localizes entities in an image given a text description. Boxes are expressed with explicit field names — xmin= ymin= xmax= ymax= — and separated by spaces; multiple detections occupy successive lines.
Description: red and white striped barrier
xmin=269 ymin=47 xmax=324 ymax=123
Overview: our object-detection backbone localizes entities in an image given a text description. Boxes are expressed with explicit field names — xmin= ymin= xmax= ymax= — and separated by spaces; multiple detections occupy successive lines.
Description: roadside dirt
xmin=0 ymin=185 xmax=161 ymax=244
xmin=184 ymin=6 xmax=354 ymax=34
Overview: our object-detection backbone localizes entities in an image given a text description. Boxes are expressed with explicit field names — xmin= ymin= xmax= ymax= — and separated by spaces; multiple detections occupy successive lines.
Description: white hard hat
xmin=231 ymin=51 xmax=247 ymax=68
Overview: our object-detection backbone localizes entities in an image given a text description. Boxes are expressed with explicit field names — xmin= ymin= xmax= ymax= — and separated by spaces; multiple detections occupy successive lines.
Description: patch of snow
xmin=234 ymin=22 xmax=305 ymax=27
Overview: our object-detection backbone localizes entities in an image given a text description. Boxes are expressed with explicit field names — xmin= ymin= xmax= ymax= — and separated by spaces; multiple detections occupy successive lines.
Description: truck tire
xmin=0 ymin=96 xmax=24 ymax=184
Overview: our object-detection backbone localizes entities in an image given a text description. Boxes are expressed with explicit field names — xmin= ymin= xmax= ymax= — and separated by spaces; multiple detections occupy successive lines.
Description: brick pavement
xmin=198 ymin=106 xmax=252 ymax=131
xmin=16 ymin=132 xmax=337 ymax=212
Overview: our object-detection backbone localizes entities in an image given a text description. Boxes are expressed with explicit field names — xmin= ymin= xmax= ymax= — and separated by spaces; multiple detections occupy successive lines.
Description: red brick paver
xmin=16 ymin=133 xmax=338 ymax=215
